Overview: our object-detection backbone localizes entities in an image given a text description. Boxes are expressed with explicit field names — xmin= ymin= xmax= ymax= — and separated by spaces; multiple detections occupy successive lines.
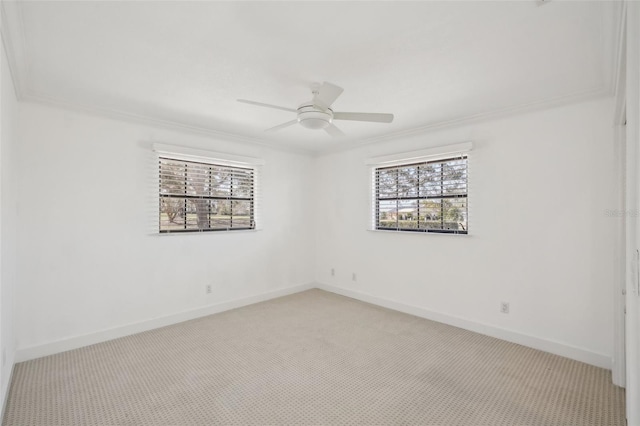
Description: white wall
xmin=7 ymin=82 xmax=620 ymax=374
xmin=315 ymin=97 xmax=617 ymax=368
xmin=14 ymin=102 xmax=315 ymax=356
xmin=0 ymin=23 xmax=18 ymax=414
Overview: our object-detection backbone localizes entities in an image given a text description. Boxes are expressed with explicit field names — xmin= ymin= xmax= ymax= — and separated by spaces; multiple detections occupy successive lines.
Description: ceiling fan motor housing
xmin=297 ymin=104 xmax=333 ymax=130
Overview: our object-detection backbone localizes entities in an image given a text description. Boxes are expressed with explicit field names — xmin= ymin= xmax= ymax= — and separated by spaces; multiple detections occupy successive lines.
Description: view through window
xmin=374 ymin=155 xmax=468 ymax=234
xmin=159 ymin=157 xmax=255 ymax=233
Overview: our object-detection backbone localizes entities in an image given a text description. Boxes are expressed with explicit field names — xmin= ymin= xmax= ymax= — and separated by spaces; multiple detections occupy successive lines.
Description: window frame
xmin=158 ymin=155 xmax=256 ymax=234
xmin=154 ymin=142 xmax=265 ymax=236
xmin=371 ymin=153 xmax=469 ymax=235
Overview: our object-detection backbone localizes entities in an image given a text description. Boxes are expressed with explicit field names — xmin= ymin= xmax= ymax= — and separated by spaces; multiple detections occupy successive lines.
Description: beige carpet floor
xmin=3 ymin=289 xmax=625 ymax=425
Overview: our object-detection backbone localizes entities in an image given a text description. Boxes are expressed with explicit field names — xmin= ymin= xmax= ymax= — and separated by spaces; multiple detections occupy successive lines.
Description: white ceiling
xmin=2 ymin=1 xmax=623 ymax=153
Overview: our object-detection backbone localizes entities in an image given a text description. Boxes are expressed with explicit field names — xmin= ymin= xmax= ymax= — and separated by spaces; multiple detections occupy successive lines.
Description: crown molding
xmin=611 ymin=1 xmax=627 ymax=99
xmin=327 ymin=1 xmax=625 ymax=153
xmin=22 ymin=92 xmax=315 ymax=156
xmin=1 ymin=0 xmax=315 ymax=157
xmin=613 ymin=1 xmax=627 ymax=127
xmin=0 ymin=0 xmax=29 ymax=100
xmin=21 ymin=85 xmax=614 ymax=160
xmin=2 ymin=0 xmax=623 ymax=157
xmin=318 ymin=85 xmax=613 ymax=156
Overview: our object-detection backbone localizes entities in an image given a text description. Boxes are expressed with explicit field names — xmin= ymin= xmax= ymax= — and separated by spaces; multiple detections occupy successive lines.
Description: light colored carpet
xmin=3 ymin=289 xmax=625 ymax=425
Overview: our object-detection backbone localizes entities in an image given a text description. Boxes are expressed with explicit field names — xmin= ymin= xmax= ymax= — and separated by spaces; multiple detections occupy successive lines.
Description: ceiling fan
xmin=237 ymin=82 xmax=394 ymax=138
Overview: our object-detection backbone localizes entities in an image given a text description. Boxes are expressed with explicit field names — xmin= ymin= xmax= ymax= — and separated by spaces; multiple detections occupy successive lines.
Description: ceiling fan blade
xmin=333 ymin=112 xmax=394 ymax=123
xmin=265 ymin=119 xmax=299 ymax=133
xmin=237 ymin=99 xmax=297 ymax=113
xmin=324 ymin=123 xmax=345 ymax=138
xmin=314 ymin=82 xmax=344 ymax=110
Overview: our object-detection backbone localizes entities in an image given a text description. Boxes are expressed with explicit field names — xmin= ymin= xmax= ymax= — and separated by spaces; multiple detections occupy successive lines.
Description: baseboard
xmin=0 ymin=352 xmax=15 ymax=423
xmin=14 ymin=281 xmax=611 ymax=369
xmin=316 ymin=283 xmax=611 ymax=369
xmin=15 ymin=282 xmax=315 ymax=363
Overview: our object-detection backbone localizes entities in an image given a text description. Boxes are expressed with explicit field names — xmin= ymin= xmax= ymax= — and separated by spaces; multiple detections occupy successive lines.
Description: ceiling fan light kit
xmin=238 ymin=81 xmax=394 ymax=138
xmin=297 ymin=104 xmax=333 ymax=130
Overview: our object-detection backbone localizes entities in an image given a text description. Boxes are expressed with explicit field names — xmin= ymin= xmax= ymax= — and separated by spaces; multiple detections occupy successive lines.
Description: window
xmin=374 ymin=155 xmax=468 ymax=234
xmin=159 ymin=157 xmax=255 ymax=233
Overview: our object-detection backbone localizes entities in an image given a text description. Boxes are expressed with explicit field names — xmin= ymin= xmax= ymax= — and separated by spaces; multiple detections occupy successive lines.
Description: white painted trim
xmin=316 ymin=282 xmax=612 ymax=369
xmin=22 ymin=93 xmax=314 ymax=156
xmin=612 ymin=122 xmax=627 ymax=388
xmin=319 ymin=87 xmax=613 ymax=157
xmin=0 ymin=353 xmax=16 ymax=419
xmin=613 ymin=2 xmax=628 ymax=114
xmin=365 ymin=142 xmax=473 ymax=166
xmin=0 ymin=354 xmax=15 ymax=423
xmin=15 ymin=283 xmax=315 ymax=362
xmin=625 ymin=2 xmax=640 ymax=424
xmin=614 ymin=3 xmax=628 ymax=129
xmin=366 ymin=229 xmax=471 ymax=237
xmin=0 ymin=0 xmax=619 ymax=157
xmin=152 ymin=143 xmax=266 ymax=166
xmin=14 ymin=281 xmax=612 ymax=369
xmin=611 ymin=1 xmax=627 ymax=390
xmin=0 ymin=1 xmax=27 ymax=100
xmin=608 ymin=1 xmax=626 ymax=99
xmin=24 ymin=86 xmax=611 ymax=159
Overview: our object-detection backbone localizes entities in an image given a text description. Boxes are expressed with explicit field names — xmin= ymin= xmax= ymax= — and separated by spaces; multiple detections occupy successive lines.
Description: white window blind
xmin=159 ymin=157 xmax=256 ymax=233
xmin=374 ymin=154 xmax=468 ymax=234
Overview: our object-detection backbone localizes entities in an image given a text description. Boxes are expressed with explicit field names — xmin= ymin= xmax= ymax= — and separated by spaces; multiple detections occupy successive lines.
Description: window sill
xmin=367 ymin=229 xmax=470 ymax=236
xmin=153 ymin=228 xmax=262 ymax=236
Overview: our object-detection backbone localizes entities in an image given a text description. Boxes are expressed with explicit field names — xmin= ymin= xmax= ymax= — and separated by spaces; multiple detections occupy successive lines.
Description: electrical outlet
xmin=352 ymin=273 xmax=357 ymax=281
xmin=205 ymin=284 xmax=212 ymax=294
xmin=331 ymin=268 xmax=335 ymax=277
xmin=500 ymin=302 xmax=510 ymax=314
